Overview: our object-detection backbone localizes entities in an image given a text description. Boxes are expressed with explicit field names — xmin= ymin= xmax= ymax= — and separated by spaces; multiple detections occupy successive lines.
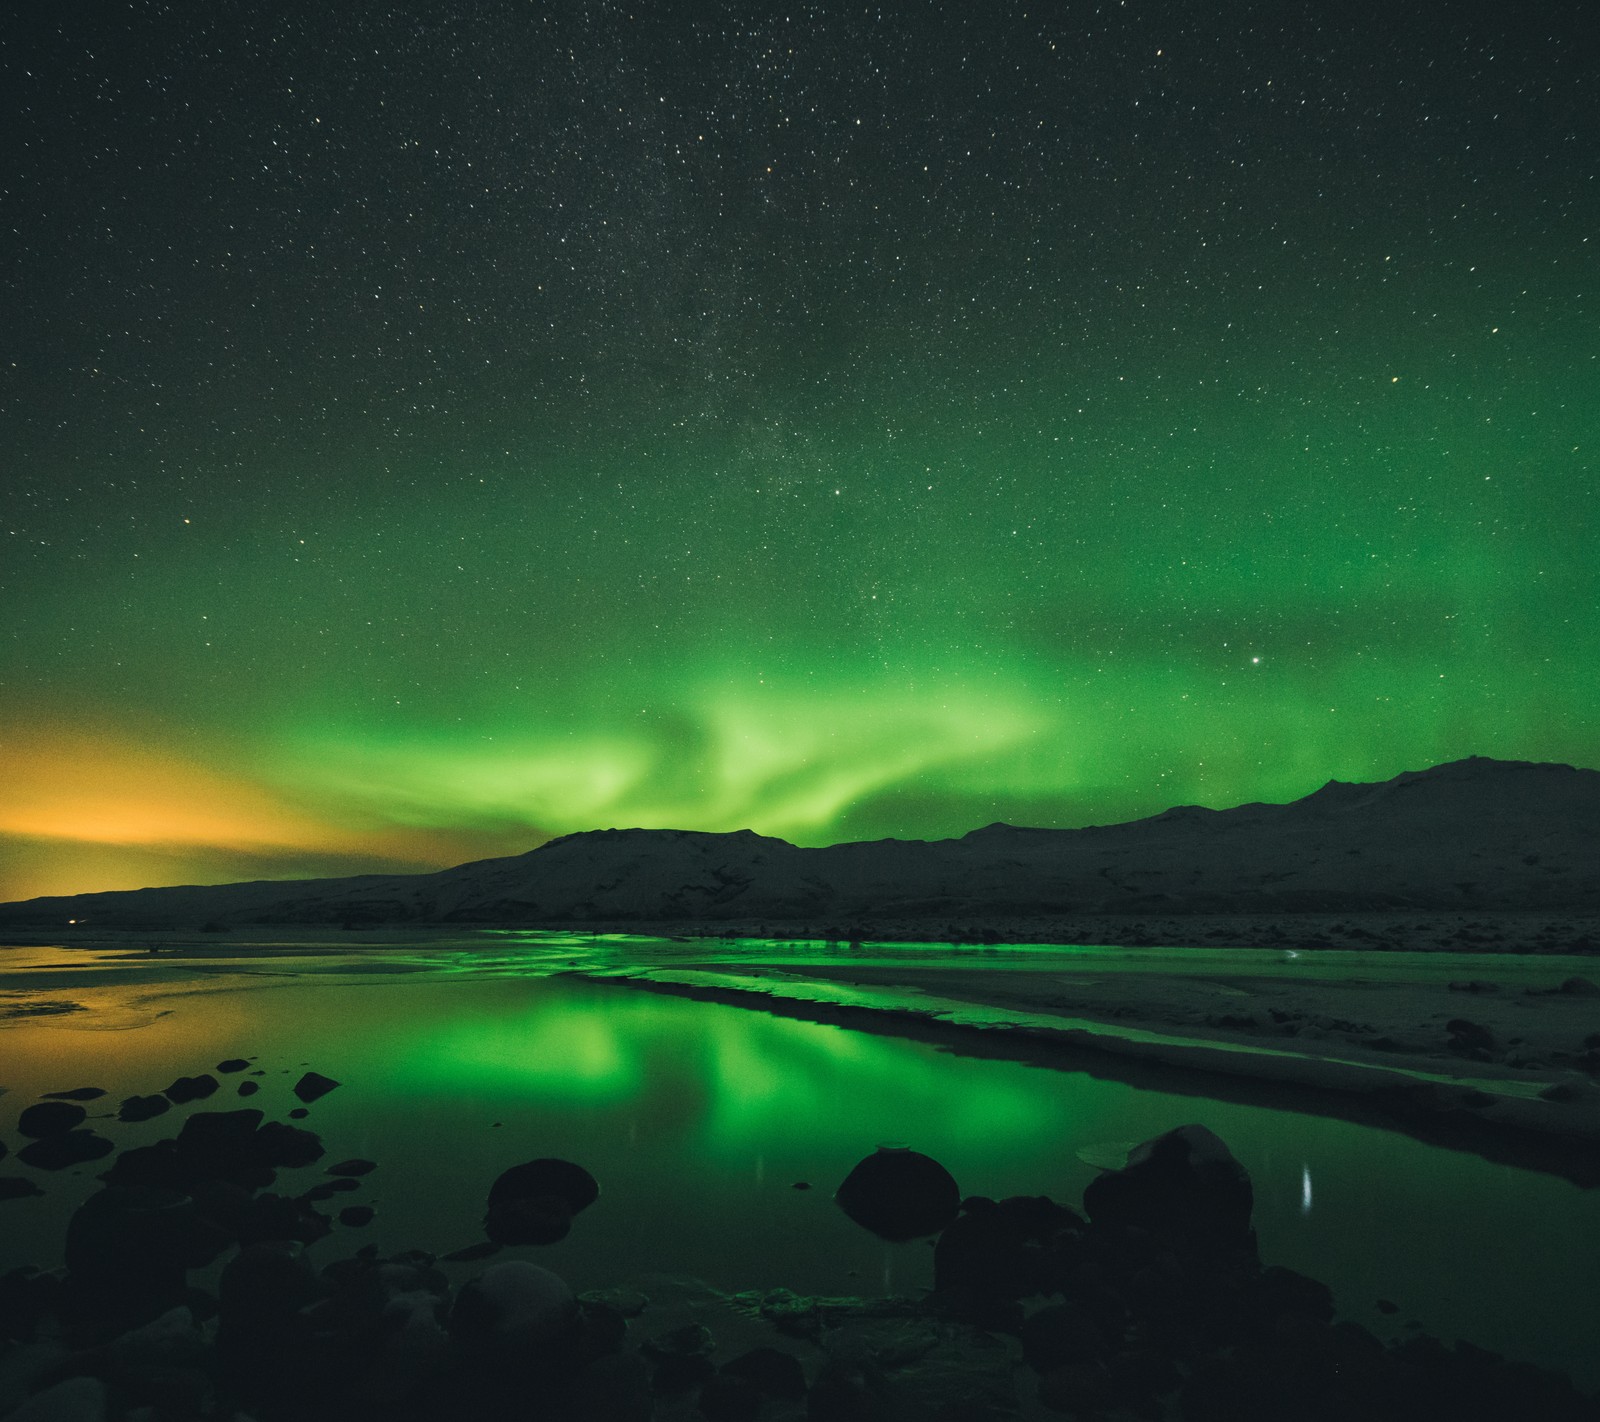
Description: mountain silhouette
xmin=2 ymin=757 xmax=1595 ymax=929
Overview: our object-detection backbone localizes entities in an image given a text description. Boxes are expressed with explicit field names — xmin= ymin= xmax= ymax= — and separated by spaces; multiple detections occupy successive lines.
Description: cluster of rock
xmin=2 ymin=1077 xmax=1597 ymax=1420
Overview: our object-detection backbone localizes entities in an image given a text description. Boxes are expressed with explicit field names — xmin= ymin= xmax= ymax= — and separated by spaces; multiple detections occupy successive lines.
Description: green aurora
xmin=1 ymin=4 xmax=1594 ymax=899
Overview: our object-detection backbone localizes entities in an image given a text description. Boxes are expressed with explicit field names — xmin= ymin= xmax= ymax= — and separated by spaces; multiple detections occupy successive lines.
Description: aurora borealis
xmin=2 ymin=3 xmax=1595 ymax=901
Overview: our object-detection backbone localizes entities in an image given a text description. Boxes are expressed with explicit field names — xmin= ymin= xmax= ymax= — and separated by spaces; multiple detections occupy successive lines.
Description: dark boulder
xmin=485 ymin=1158 xmax=598 ymax=1245
xmin=835 ymin=1145 xmax=960 ymax=1241
xmin=339 ymin=1205 xmax=374 ymax=1228
xmin=252 ymin=1121 xmax=324 ymax=1168
xmin=1020 ymin=1301 xmax=1109 ymax=1372
xmin=933 ymin=1194 xmax=1084 ymax=1299
xmin=698 ymin=1373 xmax=763 ymax=1421
xmin=0 ymin=1177 xmax=43 ymax=1201
xmin=220 ymin=1241 xmax=321 ymax=1323
xmin=450 ymin=1260 xmax=577 ymax=1358
xmin=216 ymin=1059 xmax=251 ymax=1073
xmin=1082 ymin=1124 xmax=1254 ymax=1253
xmin=164 ymin=1075 xmax=219 ymax=1104
xmin=326 ymin=1158 xmax=377 ymax=1177
xmin=42 ymin=1087 xmax=107 ymax=1101
xmin=292 ymin=1071 xmax=340 ymax=1103
xmin=65 ymin=1186 xmax=229 ymax=1301
xmin=237 ymin=1080 xmax=260 ymax=1097
xmin=118 ymin=1094 xmax=171 ymax=1123
xmin=721 ymin=1345 xmax=807 ymax=1399
xmin=18 ymin=1101 xmax=87 ymax=1137
xmin=18 ymin=1130 xmax=114 ymax=1171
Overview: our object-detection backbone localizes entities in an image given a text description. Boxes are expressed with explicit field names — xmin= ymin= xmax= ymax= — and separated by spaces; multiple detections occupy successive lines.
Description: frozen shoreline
xmin=565 ymin=954 xmax=1600 ymax=1183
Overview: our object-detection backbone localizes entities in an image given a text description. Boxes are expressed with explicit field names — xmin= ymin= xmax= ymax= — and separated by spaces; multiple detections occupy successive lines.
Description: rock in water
xmin=450 ymin=1260 xmax=577 ymax=1357
xmin=117 ymin=1094 xmax=171 ymax=1123
xmin=41 ymin=1088 xmax=107 ymax=1102
xmin=1081 ymin=1124 xmax=1254 ymax=1252
xmin=3 ymin=1375 xmax=108 ymax=1422
xmin=17 ymin=1101 xmax=87 ymax=1138
xmin=18 ymin=1132 xmax=114 ymax=1171
xmin=292 ymin=1071 xmax=340 ymax=1103
xmin=485 ymin=1158 xmax=599 ymax=1245
xmin=163 ymin=1075 xmax=218 ymax=1105
xmin=835 ymin=1145 xmax=961 ymax=1241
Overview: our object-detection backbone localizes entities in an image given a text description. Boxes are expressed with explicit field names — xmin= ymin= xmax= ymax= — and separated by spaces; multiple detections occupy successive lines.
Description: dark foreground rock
xmin=1 ymin=1076 xmax=1595 ymax=1422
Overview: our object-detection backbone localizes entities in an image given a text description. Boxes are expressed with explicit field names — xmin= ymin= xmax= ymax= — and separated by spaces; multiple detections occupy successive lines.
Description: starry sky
xmin=2 ymin=1 xmax=1595 ymax=901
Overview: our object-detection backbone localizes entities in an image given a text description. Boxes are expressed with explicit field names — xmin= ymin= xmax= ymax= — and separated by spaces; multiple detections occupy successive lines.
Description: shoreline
xmin=4 ymin=909 xmax=1600 ymax=952
xmin=562 ymin=963 xmax=1600 ymax=1186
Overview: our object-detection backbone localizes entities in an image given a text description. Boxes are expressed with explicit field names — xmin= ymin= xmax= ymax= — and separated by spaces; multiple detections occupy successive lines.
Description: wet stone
xmin=18 ymin=1130 xmax=115 ymax=1171
xmin=118 ymin=1094 xmax=172 ymax=1123
xmin=216 ymin=1059 xmax=251 ymax=1073
xmin=237 ymin=1081 xmax=260 ymax=1097
xmin=0 ymin=1177 xmax=45 ymax=1201
xmin=164 ymin=1075 xmax=219 ymax=1105
xmin=339 ymin=1205 xmax=374 ymax=1228
xmin=292 ymin=1072 xmax=340 ymax=1104
xmin=41 ymin=1087 xmax=107 ymax=1102
xmin=835 ymin=1145 xmax=960 ymax=1242
xmin=326 ymin=1158 xmax=376 ymax=1177
xmin=18 ymin=1101 xmax=87 ymax=1138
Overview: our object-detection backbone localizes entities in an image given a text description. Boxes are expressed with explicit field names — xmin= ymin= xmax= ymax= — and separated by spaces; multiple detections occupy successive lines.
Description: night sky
xmin=3 ymin=2 xmax=1595 ymax=901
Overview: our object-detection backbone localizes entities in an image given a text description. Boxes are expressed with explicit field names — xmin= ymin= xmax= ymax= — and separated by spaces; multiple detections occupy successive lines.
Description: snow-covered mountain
xmin=3 ymin=757 xmax=1596 ymax=928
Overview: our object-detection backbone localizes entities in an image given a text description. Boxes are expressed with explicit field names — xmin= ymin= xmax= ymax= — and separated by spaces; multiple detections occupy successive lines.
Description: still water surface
xmin=2 ymin=933 xmax=1597 ymax=1386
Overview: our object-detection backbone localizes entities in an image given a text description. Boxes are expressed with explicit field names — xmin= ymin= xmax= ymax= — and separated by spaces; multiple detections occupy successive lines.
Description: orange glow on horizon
xmin=0 ymin=727 xmax=540 ymax=902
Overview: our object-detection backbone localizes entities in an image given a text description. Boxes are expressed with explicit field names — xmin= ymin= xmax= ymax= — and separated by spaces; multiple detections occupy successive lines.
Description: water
xmin=2 ymin=933 xmax=1598 ymax=1387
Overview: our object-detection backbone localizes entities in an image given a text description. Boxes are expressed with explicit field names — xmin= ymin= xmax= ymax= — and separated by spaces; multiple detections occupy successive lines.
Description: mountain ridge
xmin=2 ymin=756 xmax=1596 ymax=927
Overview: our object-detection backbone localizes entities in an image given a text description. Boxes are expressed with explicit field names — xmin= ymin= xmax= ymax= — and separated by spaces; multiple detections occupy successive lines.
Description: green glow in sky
xmin=2 ymin=4 xmax=1595 ymax=897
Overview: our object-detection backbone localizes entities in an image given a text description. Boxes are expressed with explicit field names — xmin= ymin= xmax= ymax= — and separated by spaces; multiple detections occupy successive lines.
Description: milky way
xmin=2 ymin=3 xmax=1594 ymax=898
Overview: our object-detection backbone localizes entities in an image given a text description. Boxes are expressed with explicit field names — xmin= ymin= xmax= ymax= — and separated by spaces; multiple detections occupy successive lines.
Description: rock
xmin=252 ymin=1121 xmax=324 ymax=1168
xmin=0 ymin=1177 xmax=45 ymax=1201
xmin=3 ymin=1376 xmax=107 ymax=1422
xmin=0 ymin=1266 xmax=60 ymax=1341
xmin=234 ymin=1192 xmax=333 ymax=1246
xmin=163 ymin=1076 xmax=218 ymax=1105
xmin=442 ymin=1241 xmax=503 ymax=1263
xmin=41 ymin=1088 xmax=106 ymax=1102
xmin=339 ymin=1205 xmax=374 ymax=1227
xmin=219 ymin=1241 xmax=323 ymax=1325
xmin=292 ymin=1072 xmax=340 ymax=1103
xmin=176 ymin=1108 xmax=265 ymax=1169
xmin=1445 ymin=1019 xmax=1495 ymax=1052
xmin=1558 ymin=976 xmax=1600 ymax=996
xmin=485 ymin=1158 xmax=598 ymax=1245
xmin=933 ymin=1194 xmax=1084 ymax=1299
xmin=558 ymin=1352 xmax=653 ymax=1422
xmin=835 ymin=1145 xmax=961 ymax=1241
xmin=326 ymin=1158 xmax=377 ymax=1176
xmin=103 ymin=1305 xmax=206 ymax=1368
xmin=65 ymin=1187 xmax=227 ymax=1303
xmin=1020 ymin=1301 xmax=1107 ymax=1371
xmin=722 ymin=1345 xmax=807 ymax=1398
xmin=17 ymin=1102 xmax=87 ymax=1138
xmin=215 ymin=1059 xmax=251 ymax=1073
xmin=1081 ymin=1124 xmax=1254 ymax=1252
xmin=450 ymin=1261 xmax=577 ymax=1357
xmin=1447 ymin=980 xmax=1499 ymax=994
xmin=236 ymin=1081 xmax=260 ymax=1097
xmin=288 ymin=1108 xmax=309 ymax=1120
xmin=117 ymin=1095 xmax=171 ymax=1123
xmin=697 ymin=1374 xmax=762 ymax=1419
xmin=17 ymin=1132 xmax=115 ymax=1171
